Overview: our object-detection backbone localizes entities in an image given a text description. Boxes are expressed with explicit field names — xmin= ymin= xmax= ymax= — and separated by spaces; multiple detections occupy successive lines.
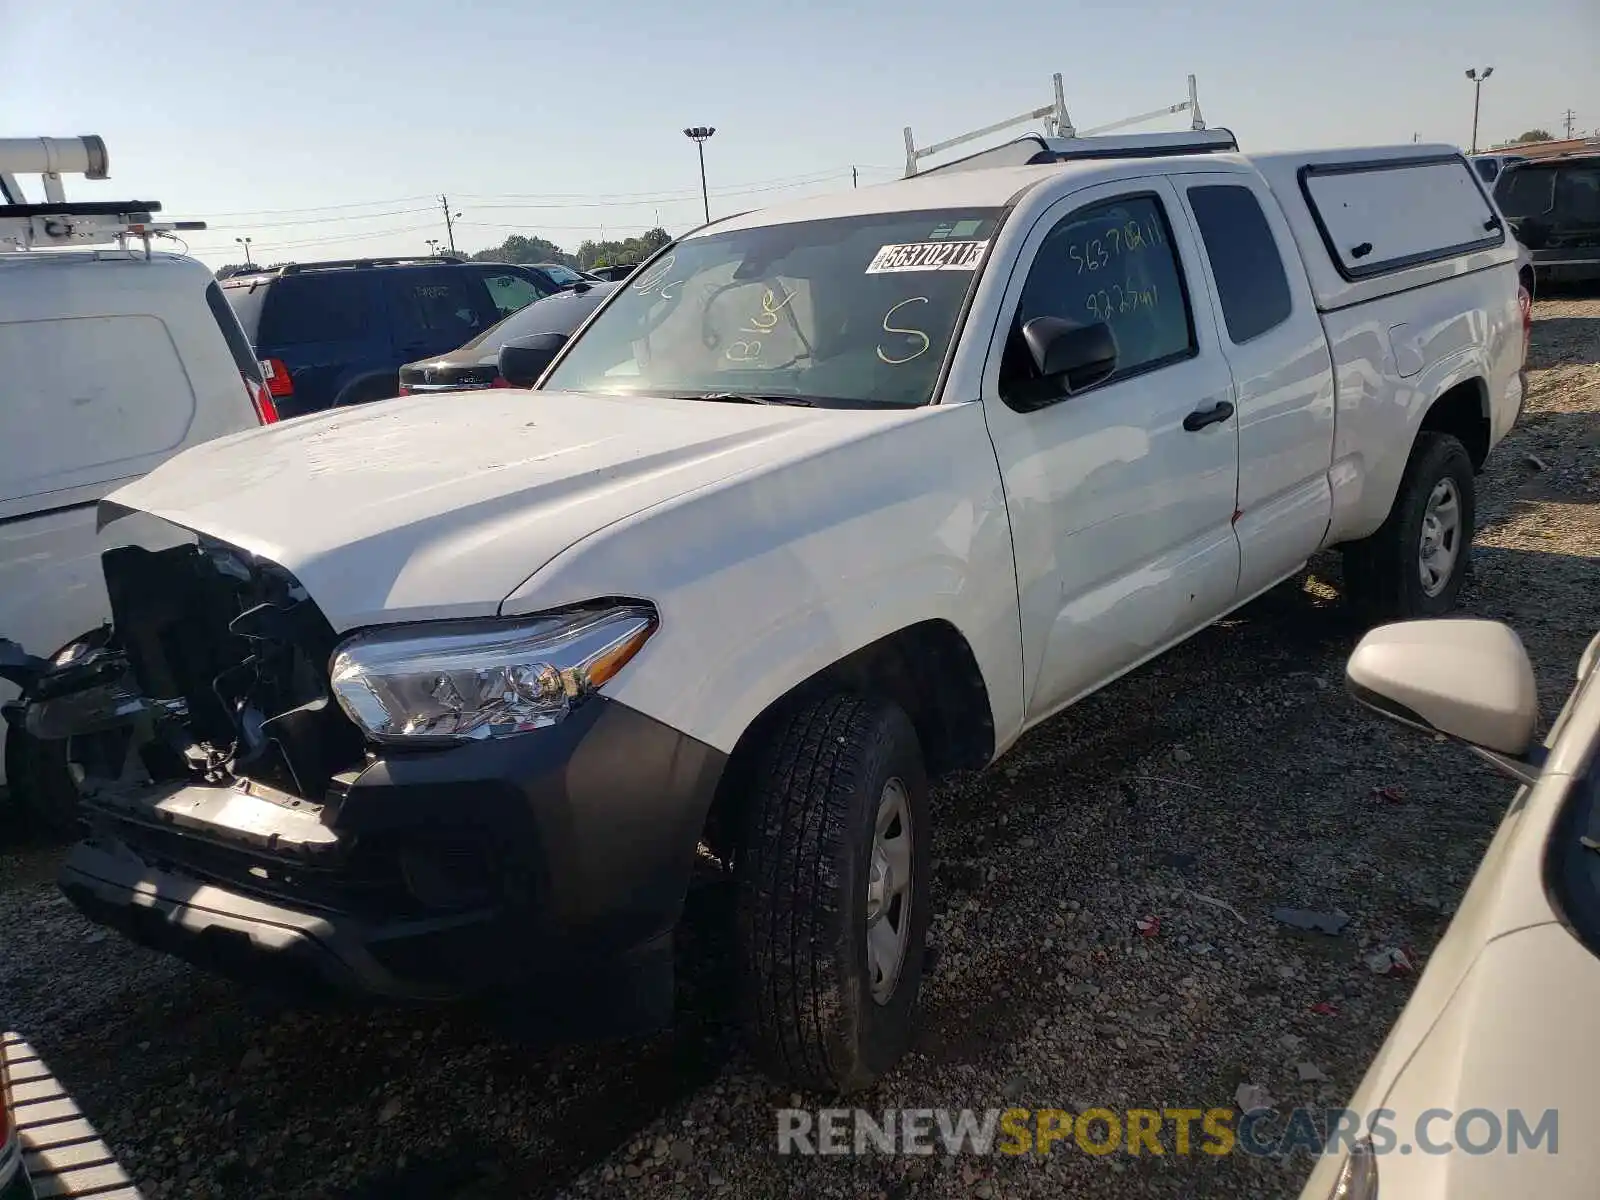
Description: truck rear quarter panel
xmin=1247 ymin=147 xmax=1524 ymax=544
xmin=1317 ymin=261 xmax=1523 ymax=544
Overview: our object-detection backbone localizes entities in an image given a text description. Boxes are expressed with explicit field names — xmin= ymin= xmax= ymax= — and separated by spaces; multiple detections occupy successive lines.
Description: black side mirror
xmin=1513 ymin=218 xmax=1551 ymax=251
xmin=498 ymin=332 xmax=568 ymax=388
xmin=1017 ymin=316 xmax=1118 ymax=404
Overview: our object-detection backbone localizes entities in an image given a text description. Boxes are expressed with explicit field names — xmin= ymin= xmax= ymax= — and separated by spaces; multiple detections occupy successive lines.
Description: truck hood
xmin=107 ymin=389 xmax=870 ymax=630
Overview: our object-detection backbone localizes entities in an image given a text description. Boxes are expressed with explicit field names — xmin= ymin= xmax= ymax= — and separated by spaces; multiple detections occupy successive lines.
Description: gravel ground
xmin=3 ymin=295 xmax=1598 ymax=1200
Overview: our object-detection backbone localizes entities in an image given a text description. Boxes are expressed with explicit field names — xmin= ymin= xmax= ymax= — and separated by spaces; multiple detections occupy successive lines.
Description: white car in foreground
xmin=1302 ymin=620 xmax=1600 ymax=1198
xmin=17 ymin=132 xmax=1528 ymax=1093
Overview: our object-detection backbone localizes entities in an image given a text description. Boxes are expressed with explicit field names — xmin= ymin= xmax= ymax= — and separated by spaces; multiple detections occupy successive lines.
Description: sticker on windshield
xmin=864 ymin=240 xmax=989 ymax=274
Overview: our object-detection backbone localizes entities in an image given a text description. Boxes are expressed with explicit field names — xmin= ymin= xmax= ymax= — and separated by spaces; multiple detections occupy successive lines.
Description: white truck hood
xmin=107 ymin=390 xmax=860 ymax=630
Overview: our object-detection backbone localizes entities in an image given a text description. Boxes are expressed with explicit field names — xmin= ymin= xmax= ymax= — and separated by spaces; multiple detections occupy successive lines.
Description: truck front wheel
xmin=735 ymin=693 xmax=931 ymax=1094
xmin=1342 ymin=431 xmax=1477 ymax=621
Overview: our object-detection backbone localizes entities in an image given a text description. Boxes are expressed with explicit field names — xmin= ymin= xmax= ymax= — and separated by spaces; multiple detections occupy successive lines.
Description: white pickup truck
xmin=9 ymin=131 xmax=1530 ymax=1093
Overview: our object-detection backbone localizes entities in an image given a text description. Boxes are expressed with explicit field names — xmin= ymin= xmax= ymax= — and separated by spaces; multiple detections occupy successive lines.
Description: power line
xmin=195 ymin=195 xmax=435 ymax=218
xmin=456 ymin=220 xmax=660 ymax=233
xmin=201 ymin=206 xmax=435 ymax=231
xmin=453 ymin=167 xmax=850 ymax=204
xmin=185 ymin=222 xmax=436 ymax=255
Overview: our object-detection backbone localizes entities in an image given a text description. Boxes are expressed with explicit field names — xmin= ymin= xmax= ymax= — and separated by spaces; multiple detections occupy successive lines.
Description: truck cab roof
xmin=697 ymin=140 xmax=1520 ymax=314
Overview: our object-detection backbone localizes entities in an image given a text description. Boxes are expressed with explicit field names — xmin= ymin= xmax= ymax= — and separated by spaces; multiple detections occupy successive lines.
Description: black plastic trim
xmin=58 ymin=694 xmax=726 ymax=1020
xmin=0 ymin=200 xmax=160 ymax=217
xmin=1297 ymin=153 xmax=1507 ymax=282
xmin=0 ymin=497 xmax=98 ymax=528
xmin=1346 ymin=678 xmax=1439 ymax=737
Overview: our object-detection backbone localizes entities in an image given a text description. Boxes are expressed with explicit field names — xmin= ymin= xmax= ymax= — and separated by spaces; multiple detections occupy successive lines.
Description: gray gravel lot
xmin=3 ymin=295 xmax=1598 ymax=1200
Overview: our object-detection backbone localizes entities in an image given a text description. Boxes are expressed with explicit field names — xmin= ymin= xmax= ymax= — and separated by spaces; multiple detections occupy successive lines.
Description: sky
xmin=4 ymin=0 xmax=1596 ymax=268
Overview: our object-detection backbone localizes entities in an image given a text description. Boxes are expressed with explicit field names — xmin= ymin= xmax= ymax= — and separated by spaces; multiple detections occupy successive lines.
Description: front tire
xmin=735 ymin=694 xmax=931 ymax=1094
xmin=1342 ymin=431 xmax=1476 ymax=621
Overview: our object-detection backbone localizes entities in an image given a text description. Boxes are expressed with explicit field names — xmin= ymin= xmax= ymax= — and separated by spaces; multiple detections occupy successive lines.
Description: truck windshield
xmin=539 ymin=207 xmax=1003 ymax=408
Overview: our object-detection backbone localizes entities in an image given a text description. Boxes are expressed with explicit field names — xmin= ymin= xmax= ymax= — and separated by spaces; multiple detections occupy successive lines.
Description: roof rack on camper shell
xmin=902 ymin=73 xmax=1223 ymax=178
xmin=0 ymin=135 xmax=205 ymax=253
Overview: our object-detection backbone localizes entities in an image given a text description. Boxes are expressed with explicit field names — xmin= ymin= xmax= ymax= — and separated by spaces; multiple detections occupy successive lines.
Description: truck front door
xmin=978 ymin=177 xmax=1242 ymax=723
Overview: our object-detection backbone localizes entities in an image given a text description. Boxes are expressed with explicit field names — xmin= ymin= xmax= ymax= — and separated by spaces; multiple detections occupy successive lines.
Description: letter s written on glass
xmin=877 ymin=297 xmax=932 ymax=365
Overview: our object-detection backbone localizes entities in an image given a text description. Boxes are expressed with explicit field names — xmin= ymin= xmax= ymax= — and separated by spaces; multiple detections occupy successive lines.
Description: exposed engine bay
xmin=26 ymin=533 xmax=366 ymax=806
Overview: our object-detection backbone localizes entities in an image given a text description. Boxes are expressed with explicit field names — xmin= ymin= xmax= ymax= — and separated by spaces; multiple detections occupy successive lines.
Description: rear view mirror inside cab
xmin=1346 ymin=619 xmax=1541 ymax=783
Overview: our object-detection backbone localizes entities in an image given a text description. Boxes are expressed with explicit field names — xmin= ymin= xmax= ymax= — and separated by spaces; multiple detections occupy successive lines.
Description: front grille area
xmin=100 ymin=533 xmax=366 ymax=803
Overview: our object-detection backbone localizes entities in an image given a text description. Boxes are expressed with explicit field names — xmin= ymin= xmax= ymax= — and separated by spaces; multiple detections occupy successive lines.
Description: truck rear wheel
xmin=1342 ymin=431 xmax=1476 ymax=621
xmin=735 ymin=693 xmax=931 ymax=1094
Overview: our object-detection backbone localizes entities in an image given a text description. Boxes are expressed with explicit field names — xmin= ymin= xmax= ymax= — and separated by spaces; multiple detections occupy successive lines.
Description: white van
xmin=0 ymin=247 xmax=273 ymax=813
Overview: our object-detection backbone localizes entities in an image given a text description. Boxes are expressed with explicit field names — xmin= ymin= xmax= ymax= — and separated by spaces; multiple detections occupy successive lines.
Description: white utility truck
xmin=15 ymin=128 xmax=1531 ymax=1092
xmin=0 ymin=136 xmax=274 ymax=820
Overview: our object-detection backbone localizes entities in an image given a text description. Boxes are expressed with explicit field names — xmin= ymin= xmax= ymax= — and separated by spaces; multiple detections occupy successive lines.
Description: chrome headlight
xmin=1328 ymin=1137 xmax=1379 ymax=1200
xmin=329 ymin=604 xmax=657 ymax=743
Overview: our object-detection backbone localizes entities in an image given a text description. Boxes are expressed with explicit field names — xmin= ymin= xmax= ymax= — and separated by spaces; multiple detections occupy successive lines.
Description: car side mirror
xmin=498 ymin=333 xmax=568 ymax=388
xmin=1346 ymin=619 xmax=1542 ymax=784
xmin=1022 ymin=316 xmax=1118 ymax=396
xmin=1513 ymin=217 xmax=1551 ymax=251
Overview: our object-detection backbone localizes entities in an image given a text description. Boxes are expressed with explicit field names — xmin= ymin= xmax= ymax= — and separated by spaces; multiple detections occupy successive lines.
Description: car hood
xmin=1343 ymin=922 xmax=1598 ymax=1197
xmin=106 ymin=389 xmax=877 ymax=630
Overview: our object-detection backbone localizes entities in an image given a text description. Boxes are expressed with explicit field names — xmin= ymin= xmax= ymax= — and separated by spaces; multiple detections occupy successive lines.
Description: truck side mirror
xmin=1346 ymin=619 xmax=1541 ymax=784
xmin=498 ymin=333 xmax=568 ymax=388
xmin=1022 ymin=316 xmax=1118 ymax=395
xmin=1512 ymin=217 xmax=1551 ymax=251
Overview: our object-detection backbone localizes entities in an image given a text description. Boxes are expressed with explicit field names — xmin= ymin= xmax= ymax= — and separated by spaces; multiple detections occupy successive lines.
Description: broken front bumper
xmin=59 ymin=694 xmax=727 ymax=1028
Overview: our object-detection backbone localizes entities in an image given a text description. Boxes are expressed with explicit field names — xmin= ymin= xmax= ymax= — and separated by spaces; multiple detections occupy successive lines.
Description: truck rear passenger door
xmin=979 ymin=178 xmax=1241 ymax=724
xmin=1175 ymin=174 xmax=1337 ymax=599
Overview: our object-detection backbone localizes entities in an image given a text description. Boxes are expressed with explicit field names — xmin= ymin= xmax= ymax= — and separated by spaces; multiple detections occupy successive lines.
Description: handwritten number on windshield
xmin=633 ymin=253 xmax=688 ymax=300
xmin=877 ymin=296 xmax=931 ymax=365
xmin=1067 ymin=218 xmax=1166 ymax=275
xmin=724 ymin=286 xmax=798 ymax=362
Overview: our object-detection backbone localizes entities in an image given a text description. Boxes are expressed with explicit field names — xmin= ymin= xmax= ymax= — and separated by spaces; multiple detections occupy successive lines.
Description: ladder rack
xmin=0 ymin=135 xmax=205 ymax=254
xmin=903 ymin=74 xmax=1209 ymax=177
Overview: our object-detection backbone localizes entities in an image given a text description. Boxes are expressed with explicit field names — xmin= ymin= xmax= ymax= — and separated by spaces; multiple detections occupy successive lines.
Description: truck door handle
xmin=1183 ymin=401 xmax=1234 ymax=432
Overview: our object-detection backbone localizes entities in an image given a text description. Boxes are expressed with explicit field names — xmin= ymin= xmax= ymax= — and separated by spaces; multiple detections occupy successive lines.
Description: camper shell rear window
xmin=1298 ymin=154 xmax=1504 ymax=281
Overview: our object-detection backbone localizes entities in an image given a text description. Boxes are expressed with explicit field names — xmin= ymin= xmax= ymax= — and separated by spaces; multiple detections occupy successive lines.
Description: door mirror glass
xmin=1021 ymin=316 xmax=1118 ymax=394
xmin=498 ymin=332 xmax=568 ymax=388
xmin=1346 ymin=619 xmax=1539 ymax=756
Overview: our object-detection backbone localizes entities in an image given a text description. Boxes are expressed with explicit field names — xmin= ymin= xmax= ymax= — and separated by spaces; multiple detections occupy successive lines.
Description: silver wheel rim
xmin=866 ymin=778 xmax=913 ymax=1006
xmin=1419 ymin=477 xmax=1462 ymax=597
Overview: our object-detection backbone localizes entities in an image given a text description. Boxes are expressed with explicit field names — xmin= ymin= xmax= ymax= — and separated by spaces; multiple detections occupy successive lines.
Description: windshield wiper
xmin=694 ymin=392 xmax=816 ymax=407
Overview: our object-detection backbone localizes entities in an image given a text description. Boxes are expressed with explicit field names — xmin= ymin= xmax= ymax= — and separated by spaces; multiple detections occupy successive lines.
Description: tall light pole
xmin=235 ymin=235 xmax=253 ymax=266
xmin=683 ymin=126 xmax=715 ymax=224
xmin=1465 ymin=67 xmax=1494 ymax=154
xmin=425 ymin=238 xmax=441 ymax=256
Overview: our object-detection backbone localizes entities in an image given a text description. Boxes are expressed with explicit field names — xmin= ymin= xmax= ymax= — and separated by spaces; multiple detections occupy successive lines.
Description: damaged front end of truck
xmin=10 ymin=507 xmax=717 ymax=1033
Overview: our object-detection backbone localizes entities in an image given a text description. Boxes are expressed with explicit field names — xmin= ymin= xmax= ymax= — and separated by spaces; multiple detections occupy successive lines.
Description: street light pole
xmin=235 ymin=235 xmax=253 ymax=266
xmin=1465 ymin=66 xmax=1494 ymax=154
xmin=683 ymin=126 xmax=715 ymax=224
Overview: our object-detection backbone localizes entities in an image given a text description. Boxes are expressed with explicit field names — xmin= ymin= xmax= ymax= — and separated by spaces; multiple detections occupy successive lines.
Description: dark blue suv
xmin=221 ymin=255 xmax=564 ymax=417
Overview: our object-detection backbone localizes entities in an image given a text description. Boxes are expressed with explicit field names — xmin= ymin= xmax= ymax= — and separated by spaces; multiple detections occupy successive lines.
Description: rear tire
xmin=1342 ymin=432 xmax=1476 ymax=621
xmin=735 ymin=693 xmax=931 ymax=1094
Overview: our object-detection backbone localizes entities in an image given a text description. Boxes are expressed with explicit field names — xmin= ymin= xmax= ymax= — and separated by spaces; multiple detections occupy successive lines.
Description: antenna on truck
xmin=902 ymin=74 xmax=1208 ymax=177
xmin=0 ymin=135 xmax=206 ymax=255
